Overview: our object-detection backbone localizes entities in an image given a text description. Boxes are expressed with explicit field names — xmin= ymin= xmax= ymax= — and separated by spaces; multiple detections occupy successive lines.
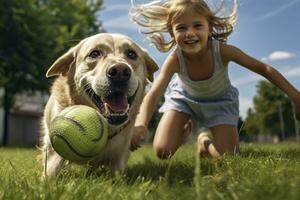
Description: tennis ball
xmin=49 ymin=105 xmax=109 ymax=162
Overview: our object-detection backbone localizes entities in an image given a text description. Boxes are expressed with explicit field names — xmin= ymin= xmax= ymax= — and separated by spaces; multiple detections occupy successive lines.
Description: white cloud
xmin=232 ymin=73 xmax=263 ymax=87
xmin=233 ymin=64 xmax=300 ymax=87
xmin=283 ymin=67 xmax=300 ymax=78
xmin=239 ymin=96 xmax=254 ymax=119
xmin=261 ymin=51 xmax=295 ymax=62
xmin=257 ymin=0 xmax=300 ymax=21
xmin=234 ymin=65 xmax=300 ymax=119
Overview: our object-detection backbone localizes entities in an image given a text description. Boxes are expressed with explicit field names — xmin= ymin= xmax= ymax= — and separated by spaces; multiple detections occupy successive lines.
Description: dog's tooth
xmin=103 ymin=102 xmax=129 ymax=117
xmin=125 ymin=104 xmax=129 ymax=113
xmin=104 ymin=103 xmax=109 ymax=110
xmin=104 ymin=103 xmax=110 ymax=115
xmin=111 ymin=112 xmax=123 ymax=117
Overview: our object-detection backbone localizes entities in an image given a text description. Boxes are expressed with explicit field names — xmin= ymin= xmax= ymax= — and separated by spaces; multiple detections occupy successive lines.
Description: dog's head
xmin=46 ymin=33 xmax=158 ymax=127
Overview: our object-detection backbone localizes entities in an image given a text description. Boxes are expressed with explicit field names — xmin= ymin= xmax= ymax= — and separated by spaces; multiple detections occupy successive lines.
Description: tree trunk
xmin=2 ymin=87 xmax=11 ymax=146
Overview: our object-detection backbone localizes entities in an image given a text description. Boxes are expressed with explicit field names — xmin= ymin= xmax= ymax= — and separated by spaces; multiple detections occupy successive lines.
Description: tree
xmin=238 ymin=116 xmax=250 ymax=142
xmin=40 ymin=0 xmax=104 ymax=59
xmin=243 ymin=108 xmax=260 ymax=140
xmin=0 ymin=0 xmax=103 ymax=145
xmin=244 ymin=80 xmax=295 ymax=140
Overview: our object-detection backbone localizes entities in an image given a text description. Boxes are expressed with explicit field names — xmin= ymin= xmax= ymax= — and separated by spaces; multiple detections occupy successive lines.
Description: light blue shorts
xmin=159 ymin=79 xmax=239 ymax=131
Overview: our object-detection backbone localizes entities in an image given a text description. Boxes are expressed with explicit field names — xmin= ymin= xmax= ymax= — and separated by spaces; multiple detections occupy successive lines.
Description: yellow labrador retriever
xmin=40 ymin=33 xmax=158 ymax=176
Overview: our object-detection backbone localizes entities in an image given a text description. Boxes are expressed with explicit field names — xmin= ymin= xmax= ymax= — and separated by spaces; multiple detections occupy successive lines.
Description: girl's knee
xmin=153 ymin=144 xmax=175 ymax=159
xmin=214 ymin=141 xmax=239 ymax=155
xmin=210 ymin=125 xmax=240 ymax=155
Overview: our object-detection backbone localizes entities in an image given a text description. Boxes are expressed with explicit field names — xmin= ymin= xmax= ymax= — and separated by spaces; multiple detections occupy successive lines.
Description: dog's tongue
xmin=104 ymin=93 xmax=128 ymax=113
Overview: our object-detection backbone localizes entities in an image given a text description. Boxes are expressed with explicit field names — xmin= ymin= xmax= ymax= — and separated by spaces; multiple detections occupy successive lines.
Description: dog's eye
xmin=125 ymin=49 xmax=137 ymax=60
xmin=88 ymin=49 xmax=102 ymax=59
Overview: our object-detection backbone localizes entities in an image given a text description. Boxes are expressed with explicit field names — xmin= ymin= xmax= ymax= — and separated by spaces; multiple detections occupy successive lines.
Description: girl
xmin=129 ymin=0 xmax=300 ymax=158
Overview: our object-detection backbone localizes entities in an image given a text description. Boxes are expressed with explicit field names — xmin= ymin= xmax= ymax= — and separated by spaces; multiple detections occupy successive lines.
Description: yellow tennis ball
xmin=49 ymin=105 xmax=109 ymax=162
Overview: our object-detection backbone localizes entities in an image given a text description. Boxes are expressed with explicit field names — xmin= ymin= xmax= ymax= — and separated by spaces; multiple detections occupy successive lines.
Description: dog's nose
xmin=106 ymin=64 xmax=131 ymax=82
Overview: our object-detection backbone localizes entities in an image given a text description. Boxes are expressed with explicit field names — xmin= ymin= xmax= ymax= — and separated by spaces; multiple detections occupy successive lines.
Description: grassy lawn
xmin=0 ymin=143 xmax=300 ymax=200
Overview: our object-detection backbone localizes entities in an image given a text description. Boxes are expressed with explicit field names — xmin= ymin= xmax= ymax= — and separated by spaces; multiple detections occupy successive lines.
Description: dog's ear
xmin=142 ymin=49 xmax=159 ymax=82
xmin=46 ymin=46 xmax=77 ymax=78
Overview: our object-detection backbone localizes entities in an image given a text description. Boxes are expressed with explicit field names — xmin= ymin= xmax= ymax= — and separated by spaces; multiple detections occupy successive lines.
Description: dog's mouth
xmin=84 ymin=84 xmax=138 ymax=125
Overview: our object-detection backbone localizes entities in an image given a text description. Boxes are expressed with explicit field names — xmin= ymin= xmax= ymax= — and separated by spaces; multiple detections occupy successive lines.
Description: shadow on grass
xmin=63 ymin=158 xmax=195 ymax=185
xmin=123 ymin=156 xmax=218 ymax=185
xmin=54 ymin=154 xmax=241 ymax=185
xmin=48 ymin=144 xmax=300 ymax=184
xmin=240 ymin=147 xmax=300 ymax=159
xmin=125 ymin=158 xmax=193 ymax=185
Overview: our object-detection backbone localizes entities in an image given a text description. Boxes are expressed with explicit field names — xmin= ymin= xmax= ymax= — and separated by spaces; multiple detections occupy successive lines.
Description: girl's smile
xmin=184 ymin=38 xmax=199 ymax=44
xmin=171 ymin=9 xmax=211 ymax=55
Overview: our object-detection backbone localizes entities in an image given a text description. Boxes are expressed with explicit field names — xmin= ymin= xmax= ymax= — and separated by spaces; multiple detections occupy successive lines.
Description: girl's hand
xmin=293 ymin=93 xmax=300 ymax=120
xmin=130 ymin=125 xmax=148 ymax=151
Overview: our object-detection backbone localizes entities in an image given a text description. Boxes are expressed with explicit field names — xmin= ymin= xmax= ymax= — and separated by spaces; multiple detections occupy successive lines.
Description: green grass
xmin=0 ymin=143 xmax=300 ymax=200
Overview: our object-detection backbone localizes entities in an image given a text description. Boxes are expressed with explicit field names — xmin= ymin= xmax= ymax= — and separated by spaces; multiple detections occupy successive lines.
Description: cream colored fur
xmin=40 ymin=33 xmax=158 ymax=176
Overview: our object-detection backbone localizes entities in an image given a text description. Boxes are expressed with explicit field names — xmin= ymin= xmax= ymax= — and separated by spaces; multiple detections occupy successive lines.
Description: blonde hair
xmin=129 ymin=0 xmax=239 ymax=52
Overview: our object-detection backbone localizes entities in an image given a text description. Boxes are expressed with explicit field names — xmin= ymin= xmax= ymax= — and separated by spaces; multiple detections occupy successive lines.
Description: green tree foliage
xmin=243 ymin=108 xmax=260 ymax=140
xmin=244 ymin=80 xmax=295 ymax=139
xmin=238 ymin=116 xmax=250 ymax=142
xmin=41 ymin=0 xmax=104 ymax=59
xmin=0 ymin=0 xmax=103 ymax=145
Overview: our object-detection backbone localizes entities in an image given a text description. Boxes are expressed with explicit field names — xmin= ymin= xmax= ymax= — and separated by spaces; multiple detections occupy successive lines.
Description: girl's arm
xmin=221 ymin=44 xmax=300 ymax=120
xmin=136 ymin=52 xmax=178 ymax=126
xmin=131 ymin=52 xmax=179 ymax=150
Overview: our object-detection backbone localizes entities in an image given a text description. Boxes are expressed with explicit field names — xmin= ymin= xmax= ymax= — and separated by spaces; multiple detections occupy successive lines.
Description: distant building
xmin=0 ymin=92 xmax=48 ymax=146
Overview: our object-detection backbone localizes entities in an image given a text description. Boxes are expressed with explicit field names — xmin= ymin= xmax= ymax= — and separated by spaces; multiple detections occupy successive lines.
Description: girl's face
xmin=171 ymin=9 xmax=211 ymax=55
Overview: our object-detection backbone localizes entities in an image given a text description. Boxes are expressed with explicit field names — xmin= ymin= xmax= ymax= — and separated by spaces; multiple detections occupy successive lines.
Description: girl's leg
xmin=153 ymin=110 xmax=191 ymax=159
xmin=197 ymin=124 xmax=239 ymax=158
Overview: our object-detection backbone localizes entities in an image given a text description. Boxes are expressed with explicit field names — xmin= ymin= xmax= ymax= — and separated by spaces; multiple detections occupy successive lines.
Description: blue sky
xmin=99 ymin=0 xmax=300 ymax=118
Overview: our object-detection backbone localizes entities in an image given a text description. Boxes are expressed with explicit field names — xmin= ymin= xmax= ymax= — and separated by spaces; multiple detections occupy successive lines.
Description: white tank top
xmin=176 ymin=39 xmax=231 ymax=98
